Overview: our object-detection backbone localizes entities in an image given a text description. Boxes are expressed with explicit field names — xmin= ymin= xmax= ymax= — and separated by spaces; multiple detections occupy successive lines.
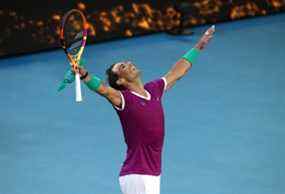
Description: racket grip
xmin=75 ymin=73 xmax=83 ymax=102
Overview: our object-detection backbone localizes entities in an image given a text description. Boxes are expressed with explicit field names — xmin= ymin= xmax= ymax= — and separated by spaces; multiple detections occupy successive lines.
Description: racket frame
xmin=60 ymin=9 xmax=88 ymax=102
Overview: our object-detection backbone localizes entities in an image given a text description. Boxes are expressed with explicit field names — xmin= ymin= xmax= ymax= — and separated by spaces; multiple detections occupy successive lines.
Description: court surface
xmin=0 ymin=13 xmax=284 ymax=194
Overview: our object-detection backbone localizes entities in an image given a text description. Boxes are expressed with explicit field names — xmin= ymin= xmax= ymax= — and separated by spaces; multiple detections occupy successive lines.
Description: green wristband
xmin=85 ymin=75 xmax=102 ymax=91
xmin=182 ymin=48 xmax=200 ymax=64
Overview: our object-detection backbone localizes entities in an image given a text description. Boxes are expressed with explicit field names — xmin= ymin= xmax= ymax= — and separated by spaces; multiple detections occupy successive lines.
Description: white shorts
xmin=119 ymin=174 xmax=161 ymax=194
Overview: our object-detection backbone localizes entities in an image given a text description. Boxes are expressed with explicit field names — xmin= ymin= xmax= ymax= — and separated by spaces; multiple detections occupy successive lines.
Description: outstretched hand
xmin=57 ymin=58 xmax=88 ymax=92
xmin=69 ymin=58 xmax=88 ymax=77
xmin=196 ymin=25 xmax=215 ymax=50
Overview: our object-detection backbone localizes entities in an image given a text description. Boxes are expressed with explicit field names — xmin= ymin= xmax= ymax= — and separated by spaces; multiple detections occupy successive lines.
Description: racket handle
xmin=75 ymin=72 xmax=83 ymax=102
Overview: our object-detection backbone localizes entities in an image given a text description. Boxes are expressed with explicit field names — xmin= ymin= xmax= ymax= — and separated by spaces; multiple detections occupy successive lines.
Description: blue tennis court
xmin=0 ymin=13 xmax=284 ymax=194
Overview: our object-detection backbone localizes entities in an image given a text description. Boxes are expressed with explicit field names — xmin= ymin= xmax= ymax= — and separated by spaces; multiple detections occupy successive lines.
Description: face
xmin=112 ymin=61 xmax=140 ymax=83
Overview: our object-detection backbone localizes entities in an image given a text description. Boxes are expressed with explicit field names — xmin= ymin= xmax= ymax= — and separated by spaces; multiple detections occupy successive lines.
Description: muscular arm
xmin=164 ymin=58 xmax=193 ymax=90
xmin=94 ymin=82 xmax=122 ymax=107
xmin=79 ymin=69 xmax=122 ymax=107
xmin=164 ymin=26 xmax=215 ymax=90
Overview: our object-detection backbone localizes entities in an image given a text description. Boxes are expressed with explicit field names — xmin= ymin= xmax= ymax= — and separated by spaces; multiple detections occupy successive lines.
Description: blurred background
xmin=1 ymin=0 xmax=285 ymax=57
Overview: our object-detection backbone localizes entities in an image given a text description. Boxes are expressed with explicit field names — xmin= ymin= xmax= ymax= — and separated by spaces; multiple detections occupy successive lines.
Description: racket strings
xmin=67 ymin=32 xmax=83 ymax=55
xmin=64 ymin=13 xmax=84 ymax=55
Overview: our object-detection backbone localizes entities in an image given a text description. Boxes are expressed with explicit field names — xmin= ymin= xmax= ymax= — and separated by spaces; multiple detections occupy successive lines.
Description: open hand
xmin=196 ymin=25 xmax=215 ymax=50
xmin=68 ymin=56 xmax=87 ymax=77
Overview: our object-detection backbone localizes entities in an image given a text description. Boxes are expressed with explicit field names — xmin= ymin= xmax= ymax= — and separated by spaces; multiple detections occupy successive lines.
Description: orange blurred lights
xmin=137 ymin=19 xmax=150 ymax=29
xmin=89 ymin=25 xmax=96 ymax=36
xmin=230 ymin=2 xmax=263 ymax=19
xmin=36 ymin=21 xmax=44 ymax=27
xmin=52 ymin=14 xmax=61 ymax=21
xmin=77 ymin=2 xmax=86 ymax=11
xmin=111 ymin=9 xmax=122 ymax=24
xmin=270 ymin=0 xmax=283 ymax=8
xmin=99 ymin=12 xmax=112 ymax=32
xmin=143 ymin=4 xmax=153 ymax=16
xmin=125 ymin=29 xmax=133 ymax=37
xmin=132 ymin=3 xmax=140 ymax=13
xmin=1 ymin=1 xmax=285 ymax=57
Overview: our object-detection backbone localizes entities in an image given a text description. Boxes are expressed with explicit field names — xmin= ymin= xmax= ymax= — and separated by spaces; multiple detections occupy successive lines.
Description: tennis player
xmin=77 ymin=26 xmax=214 ymax=194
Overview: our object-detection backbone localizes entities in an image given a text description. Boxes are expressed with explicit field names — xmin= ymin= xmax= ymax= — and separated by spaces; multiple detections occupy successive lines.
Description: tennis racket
xmin=60 ymin=9 xmax=88 ymax=102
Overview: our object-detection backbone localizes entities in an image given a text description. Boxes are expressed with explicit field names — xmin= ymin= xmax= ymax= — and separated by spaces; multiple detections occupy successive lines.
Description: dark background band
xmin=0 ymin=0 xmax=284 ymax=58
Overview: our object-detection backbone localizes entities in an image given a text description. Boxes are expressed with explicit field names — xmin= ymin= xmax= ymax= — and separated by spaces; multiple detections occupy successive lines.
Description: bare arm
xmin=164 ymin=26 xmax=215 ymax=90
xmin=78 ymin=68 xmax=122 ymax=107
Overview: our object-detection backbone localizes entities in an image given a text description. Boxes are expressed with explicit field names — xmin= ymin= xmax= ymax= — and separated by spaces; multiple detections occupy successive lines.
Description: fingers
xmin=67 ymin=54 xmax=86 ymax=75
xmin=73 ymin=65 xmax=79 ymax=73
xmin=70 ymin=62 xmax=79 ymax=74
xmin=71 ymin=60 xmax=87 ymax=75
xmin=70 ymin=60 xmax=80 ymax=73
xmin=203 ymin=26 xmax=215 ymax=43
xmin=200 ymin=34 xmax=213 ymax=47
xmin=205 ymin=25 xmax=215 ymax=36
xmin=206 ymin=34 xmax=213 ymax=41
xmin=196 ymin=25 xmax=215 ymax=50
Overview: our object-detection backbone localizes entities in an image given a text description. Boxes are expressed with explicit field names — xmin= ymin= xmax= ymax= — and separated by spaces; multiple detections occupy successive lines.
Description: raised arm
xmin=164 ymin=25 xmax=215 ymax=90
xmin=78 ymin=67 xmax=122 ymax=107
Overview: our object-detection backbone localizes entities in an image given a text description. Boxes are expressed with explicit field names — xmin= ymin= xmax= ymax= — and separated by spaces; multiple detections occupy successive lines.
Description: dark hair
xmin=106 ymin=64 xmax=126 ymax=90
